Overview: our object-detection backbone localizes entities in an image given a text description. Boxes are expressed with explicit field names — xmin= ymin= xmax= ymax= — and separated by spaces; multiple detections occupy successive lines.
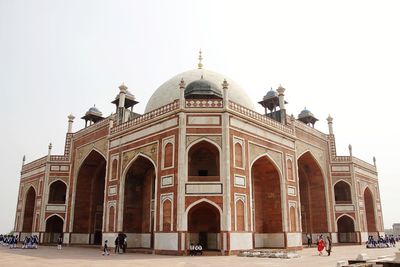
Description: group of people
xmin=188 ymin=243 xmax=203 ymax=256
xmin=306 ymin=234 xmax=332 ymax=256
xmin=102 ymin=232 xmax=127 ymax=256
xmin=366 ymin=235 xmax=397 ymax=248
xmin=21 ymin=235 xmax=39 ymax=249
xmin=0 ymin=234 xmax=18 ymax=248
xmin=0 ymin=234 xmax=39 ymax=249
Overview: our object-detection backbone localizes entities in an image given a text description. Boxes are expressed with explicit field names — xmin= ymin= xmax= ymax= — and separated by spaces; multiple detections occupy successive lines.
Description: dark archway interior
xmin=298 ymin=153 xmax=328 ymax=235
xmin=45 ymin=215 xmax=64 ymax=243
xmin=334 ymin=181 xmax=352 ymax=203
xmin=73 ymin=150 xmax=106 ymax=245
xmin=251 ymin=156 xmax=282 ymax=233
xmin=364 ymin=188 xmax=377 ymax=232
xmin=188 ymin=202 xmax=220 ymax=250
xmin=123 ymin=156 xmax=155 ymax=235
xmin=48 ymin=181 xmax=67 ymax=204
xmin=22 ymin=187 xmax=36 ymax=232
xmin=188 ymin=141 xmax=219 ymax=181
xmin=337 ymin=215 xmax=356 ymax=243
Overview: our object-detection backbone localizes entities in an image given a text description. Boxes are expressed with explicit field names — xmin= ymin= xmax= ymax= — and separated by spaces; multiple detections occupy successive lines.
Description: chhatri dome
xmin=144 ymin=51 xmax=255 ymax=113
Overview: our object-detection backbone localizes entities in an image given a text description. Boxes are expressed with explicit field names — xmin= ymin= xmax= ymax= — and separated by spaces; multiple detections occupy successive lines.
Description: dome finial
xmin=197 ymin=49 xmax=203 ymax=69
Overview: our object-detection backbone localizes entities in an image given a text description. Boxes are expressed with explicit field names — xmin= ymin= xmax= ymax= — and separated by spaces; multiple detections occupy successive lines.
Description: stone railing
xmin=228 ymin=101 xmax=294 ymax=135
xmin=49 ymin=155 xmax=70 ymax=162
xmin=110 ymin=100 xmax=180 ymax=135
xmin=22 ymin=156 xmax=47 ymax=172
xmin=186 ymin=99 xmax=223 ymax=108
xmin=293 ymin=120 xmax=328 ymax=140
xmin=73 ymin=117 xmax=111 ymax=139
xmin=333 ymin=156 xmax=351 ymax=162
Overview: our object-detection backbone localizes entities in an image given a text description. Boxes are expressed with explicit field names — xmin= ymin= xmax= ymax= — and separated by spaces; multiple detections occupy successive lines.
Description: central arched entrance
xmin=364 ymin=187 xmax=377 ymax=234
xmin=337 ymin=215 xmax=356 ymax=243
xmin=298 ymin=152 xmax=328 ymax=242
xmin=123 ymin=155 xmax=156 ymax=248
xmin=73 ymin=150 xmax=106 ymax=245
xmin=188 ymin=201 xmax=221 ymax=250
xmin=44 ymin=215 xmax=64 ymax=243
xmin=22 ymin=187 xmax=36 ymax=233
xmin=251 ymin=155 xmax=283 ymax=248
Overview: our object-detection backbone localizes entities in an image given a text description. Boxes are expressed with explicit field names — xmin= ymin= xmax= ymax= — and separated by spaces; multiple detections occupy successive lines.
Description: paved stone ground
xmin=0 ymin=245 xmax=398 ymax=267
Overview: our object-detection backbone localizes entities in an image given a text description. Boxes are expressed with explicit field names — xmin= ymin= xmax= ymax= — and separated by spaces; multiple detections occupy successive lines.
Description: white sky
xmin=0 ymin=0 xmax=399 ymax=233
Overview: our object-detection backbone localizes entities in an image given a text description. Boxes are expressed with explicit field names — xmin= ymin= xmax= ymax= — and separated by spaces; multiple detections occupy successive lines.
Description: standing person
xmin=317 ymin=235 xmax=325 ymax=256
xmin=123 ymin=236 xmax=127 ymax=253
xmin=114 ymin=236 xmax=119 ymax=254
xmin=57 ymin=235 xmax=63 ymax=250
xmin=325 ymin=236 xmax=332 ymax=256
xmin=306 ymin=233 xmax=312 ymax=247
xmin=102 ymin=240 xmax=110 ymax=256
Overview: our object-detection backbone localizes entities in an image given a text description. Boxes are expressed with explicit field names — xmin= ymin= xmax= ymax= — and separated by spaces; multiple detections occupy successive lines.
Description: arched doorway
xmin=337 ymin=215 xmax=356 ymax=243
xmin=251 ymin=155 xmax=282 ymax=248
xmin=334 ymin=181 xmax=352 ymax=204
xmin=188 ymin=140 xmax=220 ymax=182
xmin=298 ymin=152 xmax=328 ymax=242
xmin=123 ymin=155 xmax=156 ymax=248
xmin=48 ymin=180 xmax=67 ymax=204
xmin=187 ymin=201 xmax=221 ymax=250
xmin=73 ymin=150 xmax=106 ymax=245
xmin=364 ymin=188 xmax=377 ymax=233
xmin=22 ymin=187 xmax=36 ymax=232
xmin=44 ymin=215 xmax=64 ymax=243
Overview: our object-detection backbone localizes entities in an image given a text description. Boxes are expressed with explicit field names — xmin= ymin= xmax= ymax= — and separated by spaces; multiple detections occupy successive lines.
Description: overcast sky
xmin=0 ymin=0 xmax=399 ymax=233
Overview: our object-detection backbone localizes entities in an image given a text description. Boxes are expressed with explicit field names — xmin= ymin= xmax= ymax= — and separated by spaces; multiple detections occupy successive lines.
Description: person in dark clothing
xmin=326 ymin=236 xmax=332 ymax=256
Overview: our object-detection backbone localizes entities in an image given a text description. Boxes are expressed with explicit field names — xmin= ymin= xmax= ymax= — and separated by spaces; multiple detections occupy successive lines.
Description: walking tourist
xmin=326 ymin=236 xmax=332 ymax=256
xmin=57 ymin=235 xmax=63 ymax=250
xmin=102 ymin=240 xmax=110 ymax=256
xmin=317 ymin=235 xmax=325 ymax=256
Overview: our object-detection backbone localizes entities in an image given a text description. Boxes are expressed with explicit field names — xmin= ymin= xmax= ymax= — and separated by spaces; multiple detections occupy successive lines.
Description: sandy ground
xmin=0 ymin=245 xmax=398 ymax=267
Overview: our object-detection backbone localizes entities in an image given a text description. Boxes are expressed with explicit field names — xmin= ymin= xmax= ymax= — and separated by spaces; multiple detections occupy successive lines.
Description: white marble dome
xmin=144 ymin=68 xmax=255 ymax=113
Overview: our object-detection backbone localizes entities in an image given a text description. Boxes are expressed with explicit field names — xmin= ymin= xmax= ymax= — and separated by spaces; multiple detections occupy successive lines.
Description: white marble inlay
xmin=188 ymin=116 xmax=220 ymax=125
xmin=332 ymin=165 xmax=350 ymax=172
xmin=186 ymin=183 xmax=222 ymax=194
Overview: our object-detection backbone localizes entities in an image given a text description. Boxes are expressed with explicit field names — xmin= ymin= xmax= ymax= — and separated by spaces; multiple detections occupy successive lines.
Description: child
xmin=57 ymin=236 xmax=63 ymax=250
xmin=102 ymin=240 xmax=110 ymax=256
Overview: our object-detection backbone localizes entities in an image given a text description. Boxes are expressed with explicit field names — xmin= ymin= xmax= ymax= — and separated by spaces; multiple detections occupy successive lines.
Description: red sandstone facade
xmin=14 ymin=67 xmax=384 ymax=255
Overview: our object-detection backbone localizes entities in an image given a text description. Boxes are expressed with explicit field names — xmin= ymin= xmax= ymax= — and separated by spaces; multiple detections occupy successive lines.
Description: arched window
xmin=164 ymin=143 xmax=173 ymax=168
xmin=236 ymin=200 xmax=245 ymax=231
xmin=162 ymin=199 xmax=172 ymax=232
xmin=334 ymin=181 xmax=352 ymax=203
xmin=289 ymin=206 xmax=297 ymax=232
xmin=48 ymin=181 xmax=67 ymax=204
xmin=234 ymin=143 xmax=243 ymax=168
xmin=287 ymin=159 xmax=293 ymax=181
xmin=188 ymin=141 xmax=220 ymax=182
xmin=108 ymin=206 xmax=115 ymax=232
xmin=111 ymin=159 xmax=118 ymax=180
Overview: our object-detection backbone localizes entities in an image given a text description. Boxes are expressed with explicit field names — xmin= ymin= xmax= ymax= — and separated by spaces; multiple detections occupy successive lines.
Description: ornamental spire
xmin=197 ymin=49 xmax=203 ymax=69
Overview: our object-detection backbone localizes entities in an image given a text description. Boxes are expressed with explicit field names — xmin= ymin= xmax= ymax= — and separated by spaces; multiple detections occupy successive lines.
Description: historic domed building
xmin=14 ymin=54 xmax=383 ymax=255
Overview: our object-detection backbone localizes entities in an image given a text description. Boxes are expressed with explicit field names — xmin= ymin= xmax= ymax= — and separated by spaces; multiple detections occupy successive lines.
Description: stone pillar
xmin=67 ymin=114 xmax=75 ymax=133
xmin=221 ymin=79 xmax=231 ymax=233
xmin=177 ymin=79 xmax=187 ymax=238
xmin=118 ymin=83 xmax=127 ymax=124
xmin=327 ymin=115 xmax=334 ymax=135
xmin=179 ymin=79 xmax=186 ymax=109
xmin=22 ymin=155 xmax=26 ymax=167
xmin=47 ymin=143 xmax=52 ymax=160
xmin=348 ymin=144 xmax=353 ymax=158
xmin=277 ymin=85 xmax=286 ymax=123
xmin=222 ymin=79 xmax=229 ymax=108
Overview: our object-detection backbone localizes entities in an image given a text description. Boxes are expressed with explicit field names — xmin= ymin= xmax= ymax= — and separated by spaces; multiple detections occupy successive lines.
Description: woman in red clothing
xmin=317 ymin=235 xmax=325 ymax=256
